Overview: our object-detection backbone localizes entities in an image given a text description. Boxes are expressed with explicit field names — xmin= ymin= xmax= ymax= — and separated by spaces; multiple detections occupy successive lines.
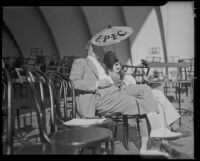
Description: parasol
xmin=91 ymin=25 xmax=133 ymax=47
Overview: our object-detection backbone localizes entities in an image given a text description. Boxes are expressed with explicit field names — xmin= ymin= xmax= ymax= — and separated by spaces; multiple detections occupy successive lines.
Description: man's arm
xmin=124 ymin=74 xmax=137 ymax=85
xmin=70 ymin=58 xmax=98 ymax=91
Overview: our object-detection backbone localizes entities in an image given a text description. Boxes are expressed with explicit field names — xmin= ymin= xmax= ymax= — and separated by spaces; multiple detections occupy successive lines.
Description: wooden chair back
xmin=23 ymin=67 xmax=52 ymax=144
xmin=46 ymin=71 xmax=76 ymax=132
xmin=2 ymin=68 xmax=14 ymax=154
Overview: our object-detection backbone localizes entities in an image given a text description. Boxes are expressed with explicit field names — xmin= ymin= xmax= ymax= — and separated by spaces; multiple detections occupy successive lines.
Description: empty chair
xmin=2 ymin=68 xmax=14 ymax=154
xmin=23 ymin=67 xmax=114 ymax=154
xmin=2 ymin=68 xmax=76 ymax=155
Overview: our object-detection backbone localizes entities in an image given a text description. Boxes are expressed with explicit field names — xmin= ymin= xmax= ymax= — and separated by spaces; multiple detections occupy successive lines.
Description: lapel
xmin=86 ymin=58 xmax=99 ymax=79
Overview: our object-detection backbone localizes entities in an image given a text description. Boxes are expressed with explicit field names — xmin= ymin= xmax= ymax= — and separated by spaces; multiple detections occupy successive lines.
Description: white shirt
xmin=88 ymin=55 xmax=114 ymax=84
xmin=123 ymin=74 xmax=136 ymax=85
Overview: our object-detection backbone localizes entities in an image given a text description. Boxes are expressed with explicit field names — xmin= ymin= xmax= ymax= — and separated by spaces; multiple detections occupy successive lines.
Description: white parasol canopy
xmin=91 ymin=25 xmax=133 ymax=47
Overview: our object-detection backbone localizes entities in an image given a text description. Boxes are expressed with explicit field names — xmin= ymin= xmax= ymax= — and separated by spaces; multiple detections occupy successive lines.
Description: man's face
xmin=113 ymin=62 xmax=122 ymax=74
xmin=92 ymin=45 xmax=105 ymax=62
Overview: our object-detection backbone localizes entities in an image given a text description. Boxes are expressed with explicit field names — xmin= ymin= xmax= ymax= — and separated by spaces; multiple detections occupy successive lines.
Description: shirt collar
xmin=87 ymin=55 xmax=98 ymax=63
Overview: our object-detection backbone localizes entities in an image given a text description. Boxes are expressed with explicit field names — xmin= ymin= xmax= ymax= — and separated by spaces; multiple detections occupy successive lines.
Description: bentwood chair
xmin=68 ymin=76 xmax=140 ymax=151
xmin=46 ymin=71 xmax=115 ymax=154
xmin=47 ymin=71 xmax=113 ymax=123
xmin=2 ymin=68 xmax=25 ymax=147
xmin=23 ymin=67 xmax=114 ymax=154
xmin=123 ymin=62 xmax=150 ymax=85
xmin=2 ymin=68 xmax=77 ymax=155
xmin=57 ymin=61 xmax=140 ymax=151
xmin=49 ymin=58 xmax=139 ymax=151
xmin=2 ymin=68 xmax=14 ymax=154
xmin=96 ymin=104 xmax=141 ymax=151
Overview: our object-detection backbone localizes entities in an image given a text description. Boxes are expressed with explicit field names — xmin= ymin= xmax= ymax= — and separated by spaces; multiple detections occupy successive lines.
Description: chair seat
xmin=13 ymin=76 xmax=27 ymax=84
xmin=148 ymin=82 xmax=162 ymax=88
xmin=13 ymin=79 xmax=22 ymax=84
xmin=51 ymin=127 xmax=112 ymax=148
xmin=14 ymin=143 xmax=76 ymax=154
xmin=63 ymin=118 xmax=109 ymax=127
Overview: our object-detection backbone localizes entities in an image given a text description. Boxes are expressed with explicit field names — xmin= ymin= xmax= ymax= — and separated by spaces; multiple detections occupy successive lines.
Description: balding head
xmin=86 ymin=40 xmax=105 ymax=63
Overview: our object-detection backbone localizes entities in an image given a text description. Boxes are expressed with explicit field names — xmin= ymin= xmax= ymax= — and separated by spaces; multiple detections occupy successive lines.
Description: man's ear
xmin=85 ymin=40 xmax=92 ymax=50
xmin=93 ymin=46 xmax=106 ymax=56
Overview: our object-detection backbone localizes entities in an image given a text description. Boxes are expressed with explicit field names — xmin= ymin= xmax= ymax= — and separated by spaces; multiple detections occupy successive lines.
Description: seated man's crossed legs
xmin=96 ymin=88 xmax=169 ymax=156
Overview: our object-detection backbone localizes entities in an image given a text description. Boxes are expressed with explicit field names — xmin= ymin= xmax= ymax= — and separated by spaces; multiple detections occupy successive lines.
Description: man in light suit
xmin=70 ymin=41 xmax=170 ymax=156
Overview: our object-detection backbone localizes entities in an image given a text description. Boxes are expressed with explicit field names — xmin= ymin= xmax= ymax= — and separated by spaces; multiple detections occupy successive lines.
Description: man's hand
xmin=98 ymin=79 xmax=113 ymax=89
xmin=143 ymin=75 xmax=149 ymax=82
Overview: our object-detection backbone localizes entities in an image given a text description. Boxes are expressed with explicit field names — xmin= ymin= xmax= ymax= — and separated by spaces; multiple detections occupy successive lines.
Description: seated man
xmin=103 ymin=51 xmax=190 ymax=136
xmin=70 ymin=41 xmax=176 ymax=156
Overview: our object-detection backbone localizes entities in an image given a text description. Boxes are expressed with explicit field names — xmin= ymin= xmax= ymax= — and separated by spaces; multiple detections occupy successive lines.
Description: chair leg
xmin=104 ymin=140 xmax=115 ymax=154
xmin=113 ymin=118 xmax=119 ymax=139
xmin=30 ymin=110 xmax=33 ymax=126
xmin=105 ymin=142 xmax=110 ymax=154
xmin=23 ymin=116 xmax=27 ymax=128
xmin=136 ymin=117 xmax=141 ymax=138
xmin=186 ymin=83 xmax=188 ymax=96
xmin=92 ymin=144 xmax=102 ymax=154
xmin=78 ymin=148 xmax=84 ymax=154
xmin=2 ymin=116 xmax=5 ymax=137
xmin=123 ymin=115 xmax=130 ymax=150
xmin=20 ymin=84 xmax=23 ymax=98
xmin=110 ymin=139 xmax=116 ymax=154
xmin=16 ymin=109 xmax=22 ymax=136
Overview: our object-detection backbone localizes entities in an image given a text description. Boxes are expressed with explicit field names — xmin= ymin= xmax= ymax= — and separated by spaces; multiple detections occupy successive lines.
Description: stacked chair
xmin=2 ymin=68 xmax=75 ymax=154
xmin=46 ymin=70 xmax=140 ymax=152
xmin=2 ymin=68 xmax=14 ymax=154
xmin=10 ymin=67 xmax=114 ymax=154
xmin=46 ymin=62 xmax=143 ymax=152
xmin=46 ymin=70 xmax=115 ymax=154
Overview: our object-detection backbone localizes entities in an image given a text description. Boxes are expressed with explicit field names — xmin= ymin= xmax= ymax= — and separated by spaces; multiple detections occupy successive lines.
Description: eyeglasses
xmin=114 ymin=62 xmax=121 ymax=66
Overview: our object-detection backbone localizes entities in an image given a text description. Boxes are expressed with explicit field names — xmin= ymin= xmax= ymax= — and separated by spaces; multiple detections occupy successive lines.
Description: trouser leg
xmin=139 ymin=115 xmax=149 ymax=138
xmin=125 ymin=84 xmax=159 ymax=114
xmin=152 ymin=89 xmax=180 ymax=126
xmin=138 ymin=115 xmax=150 ymax=150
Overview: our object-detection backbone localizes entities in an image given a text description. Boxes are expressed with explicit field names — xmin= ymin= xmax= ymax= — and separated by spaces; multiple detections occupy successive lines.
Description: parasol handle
xmin=108 ymin=25 xmax=115 ymax=54
xmin=112 ymin=45 xmax=116 ymax=54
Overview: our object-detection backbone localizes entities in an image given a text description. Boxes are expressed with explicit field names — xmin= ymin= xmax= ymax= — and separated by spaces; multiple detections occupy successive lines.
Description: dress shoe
xmin=163 ymin=128 xmax=183 ymax=140
xmin=171 ymin=127 xmax=191 ymax=137
xmin=140 ymin=149 xmax=169 ymax=158
xmin=150 ymin=127 xmax=182 ymax=139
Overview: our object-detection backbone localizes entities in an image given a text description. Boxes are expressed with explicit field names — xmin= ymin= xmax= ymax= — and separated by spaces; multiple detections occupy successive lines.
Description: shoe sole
xmin=140 ymin=150 xmax=169 ymax=158
xmin=140 ymin=155 xmax=168 ymax=159
xmin=157 ymin=135 xmax=183 ymax=140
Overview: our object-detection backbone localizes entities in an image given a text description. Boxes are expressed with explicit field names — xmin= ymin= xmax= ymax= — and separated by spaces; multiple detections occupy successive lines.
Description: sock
xmin=140 ymin=136 xmax=148 ymax=150
xmin=147 ymin=112 xmax=161 ymax=130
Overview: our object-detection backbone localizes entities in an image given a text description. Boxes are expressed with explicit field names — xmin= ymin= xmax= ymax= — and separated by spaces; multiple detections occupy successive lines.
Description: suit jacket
xmin=70 ymin=58 xmax=100 ymax=117
xmin=70 ymin=58 xmax=159 ymax=117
